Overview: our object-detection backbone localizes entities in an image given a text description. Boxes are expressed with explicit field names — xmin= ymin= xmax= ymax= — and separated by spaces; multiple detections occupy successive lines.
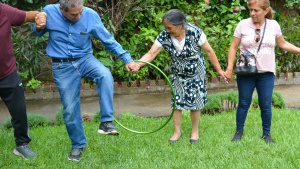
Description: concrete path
xmin=0 ymin=85 xmax=299 ymax=124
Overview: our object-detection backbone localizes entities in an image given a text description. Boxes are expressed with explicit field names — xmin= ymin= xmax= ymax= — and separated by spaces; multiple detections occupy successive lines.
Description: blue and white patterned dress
xmin=156 ymin=23 xmax=207 ymax=110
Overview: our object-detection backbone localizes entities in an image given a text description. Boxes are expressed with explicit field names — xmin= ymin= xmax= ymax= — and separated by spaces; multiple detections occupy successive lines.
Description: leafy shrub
xmin=284 ymin=0 xmax=300 ymax=9
xmin=55 ymin=107 xmax=94 ymax=125
xmin=1 ymin=113 xmax=52 ymax=130
xmin=12 ymin=24 xmax=49 ymax=88
xmin=54 ymin=107 xmax=64 ymax=126
xmin=27 ymin=113 xmax=52 ymax=128
xmin=1 ymin=119 xmax=12 ymax=130
xmin=202 ymin=89 xmax=286 ymax=114
xmin=202 ymin=89 xmax=238 ymax=114
xmin=4 ymin=0 xmax=300 ymax=84
xmin=275 ymin=13 xmax=300 ymax=74
xmin=272 ymin=91 xmax=286 ymax=109
xmin=0 ymin=0 xmax=45 ymax=9
xmin=92 ymin=111 xmax=100 ymax=123
xmin=87 ymin=0 xmax=300 ymax=81
xmin=251 ymin=91 xmax=286 ymax=109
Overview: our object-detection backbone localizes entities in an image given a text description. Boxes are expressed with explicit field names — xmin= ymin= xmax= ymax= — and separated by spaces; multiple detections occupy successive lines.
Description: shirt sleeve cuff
xmin=32 ymin=24 xmax=44 ymax=36
xmin=118 ymin=51 xmax=133 ymax=64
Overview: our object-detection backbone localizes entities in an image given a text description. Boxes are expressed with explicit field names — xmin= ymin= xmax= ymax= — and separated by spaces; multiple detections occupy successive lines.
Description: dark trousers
xmin=236 ymin=72 xmax=275 ymax=135
xmin=0 ymin=70 xmax=31 ymax=146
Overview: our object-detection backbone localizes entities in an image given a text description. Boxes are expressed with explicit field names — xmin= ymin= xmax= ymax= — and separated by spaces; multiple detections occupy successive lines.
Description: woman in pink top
xmin=225 ymin=0 xmax=300 ymax=144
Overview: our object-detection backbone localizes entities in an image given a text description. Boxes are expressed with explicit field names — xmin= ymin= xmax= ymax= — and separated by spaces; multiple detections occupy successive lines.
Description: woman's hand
xmin=224 ymin=69 xmax=233 ymax=82
xmin=217 ymin=69 xmax=228 ymax=82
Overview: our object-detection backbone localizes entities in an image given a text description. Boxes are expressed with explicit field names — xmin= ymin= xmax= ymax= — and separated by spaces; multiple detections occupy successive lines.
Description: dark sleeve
xmin=2 ymin=4 xmax=26 ymax=26
xmin=156 ymin=30 xmax=167 ymax=44
xmin=194 ymin=26 xmax=202 ymax=44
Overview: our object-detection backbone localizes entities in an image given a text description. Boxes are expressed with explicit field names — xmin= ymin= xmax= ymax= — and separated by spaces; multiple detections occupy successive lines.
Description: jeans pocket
xmin=52 ymin=62 xmax=63 ymax=70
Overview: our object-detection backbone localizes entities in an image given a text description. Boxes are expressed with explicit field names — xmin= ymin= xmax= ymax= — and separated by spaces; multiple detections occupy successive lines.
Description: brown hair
xmin=247 ymin=0 xmax=273 ymax=19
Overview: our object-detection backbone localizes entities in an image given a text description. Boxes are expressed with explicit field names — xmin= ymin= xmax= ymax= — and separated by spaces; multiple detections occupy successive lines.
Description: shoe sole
xmin=97 ymin=129 xmax=119 ymax=135
xmin=13 ymin=149 xmax=37 ymax=159
xmin=68 ymin=158 xmax=80 ymax=162
xmin=231 ymin=133 xmax=243 ymax=142
xmin=231 ymin=138 xmax=242 ymax=142
xmin=263 ymin=138 xmax=275 ymax=144
xmin=13 ymin=149 xmax=26 ymax=159
xmin=190 ymin=139 xmax=199 ymax=144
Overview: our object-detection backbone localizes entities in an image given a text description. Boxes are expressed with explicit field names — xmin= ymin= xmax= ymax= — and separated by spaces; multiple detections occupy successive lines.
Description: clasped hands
xmin=35 ymin=12 xmax=47 ymax=30
xmin=125 ymin=62 xmax=142 ymax=72
xmin=220 ymin=69 xmax=234 ymax=83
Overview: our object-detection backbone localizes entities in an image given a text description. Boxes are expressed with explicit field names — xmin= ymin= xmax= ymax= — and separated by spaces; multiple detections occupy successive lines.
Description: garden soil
xmin=0 ymin=85 xmax=299 ymax=124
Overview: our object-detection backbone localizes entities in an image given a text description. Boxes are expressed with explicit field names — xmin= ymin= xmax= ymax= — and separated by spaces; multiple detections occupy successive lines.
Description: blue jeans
xmin=236 ymin=72 xmax=275 ymax=135
xmin=52 ymin=54 xmax=114 ymax=148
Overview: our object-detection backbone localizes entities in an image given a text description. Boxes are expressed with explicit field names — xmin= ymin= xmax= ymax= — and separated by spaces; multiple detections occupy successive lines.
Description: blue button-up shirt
xmin=33 ymin=4 xmax=132 ymax=64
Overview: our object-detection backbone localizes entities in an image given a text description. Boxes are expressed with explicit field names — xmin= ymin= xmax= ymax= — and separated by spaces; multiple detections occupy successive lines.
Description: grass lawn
xmin=0 ymin=108 xmax=299 ymax=168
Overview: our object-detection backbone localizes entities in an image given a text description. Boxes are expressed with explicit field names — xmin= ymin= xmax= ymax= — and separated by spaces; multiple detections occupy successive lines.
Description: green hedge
xmin=3 ymin=0 xmax=300 ymax=86
xmin=202 ymin=90 xmax=286 ymax=114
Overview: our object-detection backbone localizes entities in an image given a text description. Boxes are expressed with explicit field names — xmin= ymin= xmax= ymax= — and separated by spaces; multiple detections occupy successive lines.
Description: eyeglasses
xmin=254 ymin=29 xmax=261 ymax=42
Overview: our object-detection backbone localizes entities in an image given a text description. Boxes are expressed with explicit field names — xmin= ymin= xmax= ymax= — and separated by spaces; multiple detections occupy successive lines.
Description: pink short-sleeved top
xmin=234 ymin=18 xmax=282 ymax=74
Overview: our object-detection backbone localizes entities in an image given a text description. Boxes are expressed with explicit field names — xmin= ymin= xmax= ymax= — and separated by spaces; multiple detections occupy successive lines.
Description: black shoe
xmin=262 ymin=134 xmax=274 ymax=144
xmin=68 ymin=148 xmax=83 ymax=161
xmin=169 ymin=139 xmax=178 ymax=144
xmin=190 ymin=138 xmax=199 ymax=144
xmin=98 ymin=121 xmax=119 ymax=135
xmin=169 ymin=134 xmax=182 ymax=144
xmin=231 ymin=132 xmax=243 ymax=142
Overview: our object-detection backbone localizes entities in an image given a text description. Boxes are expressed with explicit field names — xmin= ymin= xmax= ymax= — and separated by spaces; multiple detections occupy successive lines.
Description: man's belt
xmin=52 ymin=58 xmax=80 ymax=62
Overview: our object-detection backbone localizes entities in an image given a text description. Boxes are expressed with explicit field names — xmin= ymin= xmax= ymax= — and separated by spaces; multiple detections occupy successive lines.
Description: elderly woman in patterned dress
xmin=132 ymin=9 xmax=226 ymax=144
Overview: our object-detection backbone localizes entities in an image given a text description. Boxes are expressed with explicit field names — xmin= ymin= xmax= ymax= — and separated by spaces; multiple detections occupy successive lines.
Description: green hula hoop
xmin=114 ymin=60 xmax=176 ymax=134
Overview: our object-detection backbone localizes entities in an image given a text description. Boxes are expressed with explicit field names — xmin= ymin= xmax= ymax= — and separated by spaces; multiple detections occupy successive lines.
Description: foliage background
xmin=1 ymin=0 xmax=300 ymax=87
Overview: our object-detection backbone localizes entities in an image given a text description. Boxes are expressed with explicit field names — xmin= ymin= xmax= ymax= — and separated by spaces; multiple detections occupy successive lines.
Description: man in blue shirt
xmin=33 ymin=0 xmax=136 ymax=161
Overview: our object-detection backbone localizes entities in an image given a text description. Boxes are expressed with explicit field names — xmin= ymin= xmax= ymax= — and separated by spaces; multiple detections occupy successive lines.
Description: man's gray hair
xmin=59 ymin=0 xmax=83 ymax=12
xmin=162 ymin=9 xmax=187 ymax=27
